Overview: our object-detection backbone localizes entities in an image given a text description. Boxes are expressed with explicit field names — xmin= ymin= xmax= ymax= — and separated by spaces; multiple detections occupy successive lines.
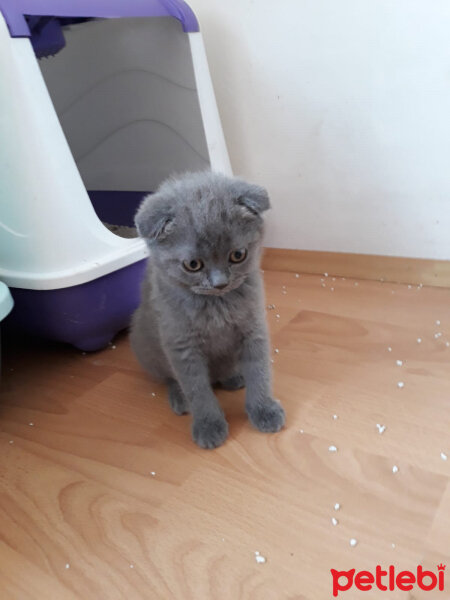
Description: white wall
xmin=188 ymin=0 xmax=450 ymax=259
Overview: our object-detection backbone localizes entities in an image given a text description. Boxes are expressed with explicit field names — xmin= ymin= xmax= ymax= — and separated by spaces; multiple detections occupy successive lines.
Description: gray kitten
xmin=130 ymin=171 xmax=285 ymax=449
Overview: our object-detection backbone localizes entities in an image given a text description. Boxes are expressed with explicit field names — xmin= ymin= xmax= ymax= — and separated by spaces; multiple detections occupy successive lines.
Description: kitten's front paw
xmin=247 ymin=399 xmax=285 ymax=433
xmin=192 ymin=414 xmax=229 ymax=449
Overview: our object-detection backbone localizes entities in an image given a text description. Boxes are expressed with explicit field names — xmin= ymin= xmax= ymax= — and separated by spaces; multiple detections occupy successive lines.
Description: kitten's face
xmin=135 ymin=172 xmax=270 ymax=296
xmin=155 ymin=211 xmax=263 ymax=296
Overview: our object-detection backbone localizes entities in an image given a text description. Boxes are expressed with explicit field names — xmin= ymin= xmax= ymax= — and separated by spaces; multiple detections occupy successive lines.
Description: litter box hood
xmin=0 ymin=0 xmax=200 ymax=36
xmin=0 ymin=1 xmax=231 ymax=291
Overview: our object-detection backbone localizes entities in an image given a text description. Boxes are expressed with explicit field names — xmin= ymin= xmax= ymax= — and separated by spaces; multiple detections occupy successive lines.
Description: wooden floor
xmin=1 ymin=271 xmax=450 ymax=600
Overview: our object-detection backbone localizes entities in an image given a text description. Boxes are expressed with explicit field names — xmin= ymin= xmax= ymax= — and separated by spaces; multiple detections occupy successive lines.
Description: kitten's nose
xmin=210 ymin=270 xmax=228 ymax=290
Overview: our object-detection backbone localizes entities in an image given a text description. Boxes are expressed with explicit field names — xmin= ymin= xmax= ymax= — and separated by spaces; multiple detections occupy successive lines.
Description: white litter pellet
xmin=295 ymin=273 xmax=300 ymax=278
xmin=328 ymin=445 xmax=338 ymax=452
xmin=332 ymin=277 xmax=336 ymax=282
xmin=397 ymin=382 xmax=404 ymax=389
xmin=29 ymin=422 xmax=34 ymax=426
xmin=350 ymin=538 xmax=358 ymax=547
xmin=333 ymin=414 xmax=338 ymax=420
xmin=440 ymin=452 xmax=448 ymax=461
xmin=151 ymin=392 xmax=156 ymax=397
xmin=150 ymin=471 xmax=156 ymax=476
xmin=321 ymin=283 xmax=326 ymax=288
xmin=274 ymin=348 xmax=279 ymax=354
xmin=331 ymin=517 xmax=338 ymax=526
xmin=111 ymin=345 xmax=116 ymax=350
xmin=388 ymin=347 xmax=392 ymax=352
xmin=129 ymin=564 xmax=134 ymax=569
xmin=276 ymin=314 xmax=280 ymax=319
xmin=446 ymin=342 xmax=450 ymax=347
xmin=392 ymin=465 xmax=399 ymax=474
xmin=324 ymin=273 xmax=329 ymax=277
xmin=391 ymin=543 xmax=396 ymax=549
xmin=282 ymin=290 xmax=287 ymax=295
xmin=408 ymin=285 xmax=412 ymax=289
xmin=434 ymin=332 xmax=442 ymax=339
xmin=417 ymin=338 xmax=422 ymax=343
xmin=9 ymin=440 xmax=13 ymax=444
xmin=330 ymin=287 xmax=335 ymax=292
xmin=376 ymin=424 xmax=386 ymax=434
xmin=270 ymin=359 xmax=274 ymax=364
xmin=396 ymin=360 xmax=403 ymax=366
xmin=255 ymin=551 xmax=266 ymax=564
xmin=299 ymin=429 xmax=304 ymax=434
xmin=436 ymin=320 xmax=441 ymax=326
xmin=354 ymin=282 xmax=359 ymax=286
xmin=282 ymin=285 xmax=286 ymax=289
xmin=65 ymin=563 xmax=70 ymax=569
xmin=334 ymin=503 xmax=340 ymax=511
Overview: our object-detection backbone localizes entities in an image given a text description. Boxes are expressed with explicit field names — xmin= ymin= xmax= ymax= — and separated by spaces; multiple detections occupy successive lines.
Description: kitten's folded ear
xmin=135 ymin=193 xmax=175 ymax=242
xmin=233 ymin=180 xmax=271 ymax=216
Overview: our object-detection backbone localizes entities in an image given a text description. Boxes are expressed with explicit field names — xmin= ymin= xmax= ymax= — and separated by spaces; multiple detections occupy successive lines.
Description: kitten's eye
xmin=183 ymin=259 xmax=203 ymax=272
xmin=229 ymin=249 xmax=247 ymax=263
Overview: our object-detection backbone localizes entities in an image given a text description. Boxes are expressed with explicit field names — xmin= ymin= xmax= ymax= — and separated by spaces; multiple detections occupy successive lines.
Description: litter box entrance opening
xmin=33 ymin=16 xmax=210 ymax=235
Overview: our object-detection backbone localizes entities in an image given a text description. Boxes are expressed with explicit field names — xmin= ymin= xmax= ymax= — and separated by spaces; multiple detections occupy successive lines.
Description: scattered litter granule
xmin=295 ymin=273 xmax=300 ymax=278
xmin=299 ymin=429 xmax=304 ymax=434
xmin=334 ymin=503 xmax=340 ymax=511
xmin=282 ymin=290 xmax=287 ymax=295
xmin=324 ymin=272 xmax=329 ymax=277
xmin=392 ymin=465 xmax=399 ymax=474
xmin=267 ymin=304 xmax=275 ymax=310
xmin=354 ymin=282 xmax=359 ymax=287
xmin=330 ymin=287 xmax=335 ymax=292
xmin=29 ymin=422 xmax=34 ymax=427
xmin=417 ymin=338 xmax=422 ymax=344
xmin=151 ymin=392 xmax=156 ymax=397
xmin=331 ymin=517 xmax=338 ymax=526
xmin=332 ymin=277 xmax=336 ymax=282
xmin=254 ymin=551 xmax=266 ymax=564
xmin=436 ymin=320 xmax=441 ymax=326
xmin=270 ymin=359 xmax=274 ymax=364
xmin=350 ymin=538 xmax=358 ymax=547
xmin=9 ymin=440 xmax=14 ymax=445
xmin=65 ymin=563 xmax=70 ymax=570
xmin=388 ymin=347 xmax=392 ymax=352
xmin=275 ymin=313 xmax=280 ymax=319
xmin=150 ymin=471 xmax=156 ymax=476
xmin=274 ymin=348 xmax=279 ymax=354
xmin=333 ymin=414 xmax=338 ymax=420
xmin=328 ymin=445 xmax=338 ymax=452
xmin=129 ymin=564 xmax=135 ymax=569
xmin=397 ymin=382 xmax=404 ymax=389
xmin=440 ymin=452 xmax=448 ymax=461
xmin=321 ymin=283 xmax=326 ymax=288
xmin=111 ymin=345 xmax=116 ymax=350
xmin=446 ymin=342 xmax=450 ymax=347
xmin=434 ymin=332 xmax=442 ymax=339
xmin=396 ymin=360 xmax=403 ymax=366
xmin=376 ymin=424 xmax=386 ymax=434
xmin=391 ymin=543 xmax=396 ymax=549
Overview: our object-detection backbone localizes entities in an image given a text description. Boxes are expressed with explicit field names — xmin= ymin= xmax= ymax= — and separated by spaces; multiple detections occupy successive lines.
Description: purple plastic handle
xmin=0 ymin=0 xmax=199 ymax=35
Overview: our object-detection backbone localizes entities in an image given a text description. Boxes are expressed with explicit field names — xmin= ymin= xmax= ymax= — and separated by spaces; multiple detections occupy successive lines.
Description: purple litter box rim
xmin=0 ymin=0 xmax=199 ymax=36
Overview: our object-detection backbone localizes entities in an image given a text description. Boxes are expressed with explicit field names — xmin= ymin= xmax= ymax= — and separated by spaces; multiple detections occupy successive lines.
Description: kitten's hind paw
xmin=192 ymin=414 xmax=229 ymax=449
xmin=168 ymin=380 xmax=190 ymax=415
xmin=218 ymin=373 xmax=245 ymax=391
xmin=247 ymin=399 xmax=285 ymax=433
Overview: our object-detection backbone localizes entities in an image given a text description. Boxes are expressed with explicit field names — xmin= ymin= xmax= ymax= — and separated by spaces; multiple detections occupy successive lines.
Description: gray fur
xmin=130 ymin=171 xmax=285 ymax=449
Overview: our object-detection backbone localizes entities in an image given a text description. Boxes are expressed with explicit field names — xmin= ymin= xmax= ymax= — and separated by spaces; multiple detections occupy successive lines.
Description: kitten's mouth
xmin=192 ymin=276 xmax=246 ymax=296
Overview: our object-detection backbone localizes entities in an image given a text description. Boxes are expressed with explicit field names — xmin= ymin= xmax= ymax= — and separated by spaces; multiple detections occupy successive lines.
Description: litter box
xmin=0 ymin=1 xmax=231 ymax=351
